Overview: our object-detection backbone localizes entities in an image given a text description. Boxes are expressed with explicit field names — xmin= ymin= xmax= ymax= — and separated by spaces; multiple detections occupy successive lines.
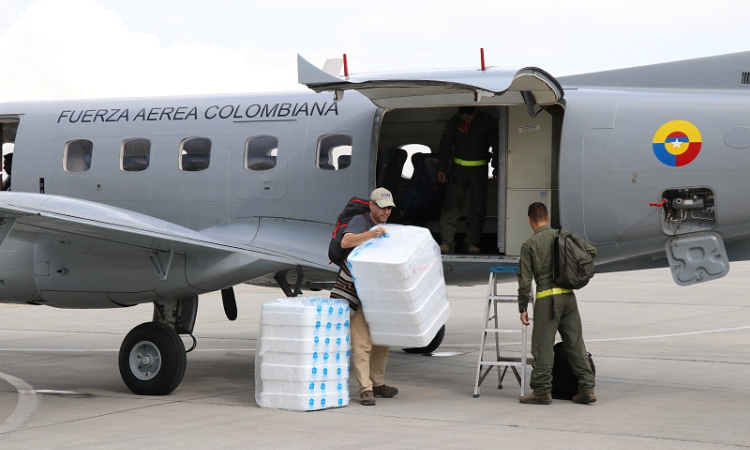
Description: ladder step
xmin=479 ymin=357 xmax=536 ymax=364
xmin=483 ymin=329 xmax=522 ymax=333
xmin=490 ymin=356 xmax=535 ymax=362
xmin=478 ymin=361 xmax=530 ymax=367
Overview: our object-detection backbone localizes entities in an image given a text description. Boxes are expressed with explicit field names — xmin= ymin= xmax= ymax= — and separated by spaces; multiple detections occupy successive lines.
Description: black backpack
xmin=553 ymin=230 xmax=595 ymax=290
xmin=551 ymin=342 xmax=596 ymax=400
xmin=327 ymin=197 xmax=370 ymax=267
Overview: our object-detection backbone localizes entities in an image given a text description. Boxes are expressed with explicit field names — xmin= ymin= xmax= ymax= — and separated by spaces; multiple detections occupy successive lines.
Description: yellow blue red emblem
xmin=652 ymin=120 xmax=702 ymax=167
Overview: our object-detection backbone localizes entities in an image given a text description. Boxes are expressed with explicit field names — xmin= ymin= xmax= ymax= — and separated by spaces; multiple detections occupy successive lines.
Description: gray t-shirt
xmin=344 ymin=212 xmax=376 ymax=236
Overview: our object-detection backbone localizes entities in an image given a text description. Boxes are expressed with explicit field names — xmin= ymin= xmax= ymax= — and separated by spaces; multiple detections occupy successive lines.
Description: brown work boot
xmin=440 ymin=243 xmax=452 ymax=254
xmin=572 ymin=391 xmax=597 ymax=404
xmin=519 ymin=392 xmax=552 ymax=405
xmin=373 ymin=384 xmax=399 ymax=398
xmin=466 ymin=245 xmax=481 ymax=254
xmin=360 ymin=390 xmax=376 ymax=406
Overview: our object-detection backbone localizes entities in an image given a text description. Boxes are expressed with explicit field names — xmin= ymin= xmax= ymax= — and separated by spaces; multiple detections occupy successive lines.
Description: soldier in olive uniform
xmin=436 ymin=106 xmax=499 ymax=254
xmin=517 ymin=202 xmax=597 ymax=405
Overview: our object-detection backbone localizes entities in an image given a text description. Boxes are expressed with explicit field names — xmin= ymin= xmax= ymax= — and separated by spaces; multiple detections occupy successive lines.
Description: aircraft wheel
xmin=402 ymin=325 xmax=445 ymax=354
xmin=118 ymin=322 xmax=187 ymax=395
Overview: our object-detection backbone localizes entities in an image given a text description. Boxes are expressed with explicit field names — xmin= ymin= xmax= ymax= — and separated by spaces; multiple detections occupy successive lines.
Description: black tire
xmin=402 ymin=325 xmax=445 ymax=354
xmin=118 ymin=322 xmax=187 ymax=395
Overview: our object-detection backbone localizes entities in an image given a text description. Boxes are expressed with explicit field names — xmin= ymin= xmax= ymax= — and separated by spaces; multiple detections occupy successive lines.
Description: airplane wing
xmin=297 ymin=54 xmax=563 ymax=109
xmin=0 ymin=192 xmax=315 ymax=264
xmin=0 ymin=192 xmax=332 ymax=304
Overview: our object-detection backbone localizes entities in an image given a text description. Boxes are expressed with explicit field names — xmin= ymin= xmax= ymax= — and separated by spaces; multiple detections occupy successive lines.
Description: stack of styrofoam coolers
xmin=347 ymin=224 xmax=450 ymax=348
xmin=255 ymin=297 xmax=351 ymax=411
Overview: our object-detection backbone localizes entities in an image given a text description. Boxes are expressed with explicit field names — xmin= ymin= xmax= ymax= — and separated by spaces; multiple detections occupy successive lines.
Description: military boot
xmin=572 ymin=391 xmax=597 ymax=404
xmin=519 ymin=392 xmax=552 ymax=405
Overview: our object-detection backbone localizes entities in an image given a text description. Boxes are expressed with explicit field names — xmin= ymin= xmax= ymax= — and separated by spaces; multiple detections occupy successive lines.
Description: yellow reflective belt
xmin=536 ymin=288 xmax=573 ymax=299
xmin=453 ymin=157 xmax=487 ymax=167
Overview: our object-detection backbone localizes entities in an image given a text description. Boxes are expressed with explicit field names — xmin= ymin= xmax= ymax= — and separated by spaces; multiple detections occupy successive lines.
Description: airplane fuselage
xmin=0 ymin=52 xmax=748 ymax=309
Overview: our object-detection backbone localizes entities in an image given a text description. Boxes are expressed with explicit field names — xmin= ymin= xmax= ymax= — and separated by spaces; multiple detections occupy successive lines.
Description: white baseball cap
xmin=370 ymin=187 xmax=395 ymax=208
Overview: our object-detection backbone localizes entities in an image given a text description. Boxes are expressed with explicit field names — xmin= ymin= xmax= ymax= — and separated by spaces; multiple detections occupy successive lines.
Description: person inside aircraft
xmin=517 ymin=202 xmax=597 ymax=405
xmin=2 ymin=153 xmax=12 ymax=191
xmin=329 ymin=188 xmax=399 ymax=406
xmin=436 ymin=106 xmax=499 ymax=254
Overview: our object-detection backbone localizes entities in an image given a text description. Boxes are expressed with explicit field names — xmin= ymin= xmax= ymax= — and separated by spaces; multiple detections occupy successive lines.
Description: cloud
xmin=0 ymin=0 xmax=302 ymax=100
xmin=2 ymin=0 xmax=750 ymax=101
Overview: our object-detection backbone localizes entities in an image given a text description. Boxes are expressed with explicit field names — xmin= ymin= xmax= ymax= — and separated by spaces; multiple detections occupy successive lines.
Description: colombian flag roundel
xmin=652 ymin=120 xmax=702 ymax=167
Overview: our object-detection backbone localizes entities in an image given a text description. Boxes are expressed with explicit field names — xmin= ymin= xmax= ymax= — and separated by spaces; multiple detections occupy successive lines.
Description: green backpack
xmin=553 ymin=230 xmax=595 ymax=289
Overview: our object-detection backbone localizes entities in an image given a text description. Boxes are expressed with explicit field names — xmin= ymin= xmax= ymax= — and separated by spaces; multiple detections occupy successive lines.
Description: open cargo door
xmin=297 ymin=55 xmax=563 ymax=111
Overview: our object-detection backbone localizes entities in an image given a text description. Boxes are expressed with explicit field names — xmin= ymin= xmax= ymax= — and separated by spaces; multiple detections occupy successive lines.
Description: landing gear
xmin=402 ymin=325 xmax=446 ymax=354
xmin=118 ymin=322 xmax=186 ymax=395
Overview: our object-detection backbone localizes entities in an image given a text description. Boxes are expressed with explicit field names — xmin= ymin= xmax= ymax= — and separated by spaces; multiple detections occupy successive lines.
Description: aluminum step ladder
xmin=473 ymin=265 xmax=534 ymax=397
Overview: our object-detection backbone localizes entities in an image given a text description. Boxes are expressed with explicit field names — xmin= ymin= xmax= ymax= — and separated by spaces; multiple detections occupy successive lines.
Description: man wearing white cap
xmin=330 ymin=187 xmax=399 ymax=406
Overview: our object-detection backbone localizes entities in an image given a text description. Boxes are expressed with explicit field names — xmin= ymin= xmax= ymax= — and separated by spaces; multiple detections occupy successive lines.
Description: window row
xmin=62 ymin=134 xmax=354 ymax=173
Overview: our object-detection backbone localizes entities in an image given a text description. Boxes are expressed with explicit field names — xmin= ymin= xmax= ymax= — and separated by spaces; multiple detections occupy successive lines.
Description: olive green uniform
xmin=437 ymin=111 xmax=499 ymax=251
xmin=517 ymin=225 xmax=597 ymax=396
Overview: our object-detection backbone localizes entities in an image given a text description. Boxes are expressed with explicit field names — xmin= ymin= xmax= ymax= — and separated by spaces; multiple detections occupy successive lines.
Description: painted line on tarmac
xmin=0 ymin=372 xmax=40 ymax=436
xmin=0 ymin=348 xmax=256 ymax=352
xmin=452 ymin=324 xmax=750 ymax=348
xmin=587 ymin=324 xmax=750 ymax=342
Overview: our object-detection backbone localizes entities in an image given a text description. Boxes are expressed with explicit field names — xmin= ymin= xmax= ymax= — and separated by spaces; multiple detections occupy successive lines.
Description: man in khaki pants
xmin=330 ymin=188 xmax=400 ymax=406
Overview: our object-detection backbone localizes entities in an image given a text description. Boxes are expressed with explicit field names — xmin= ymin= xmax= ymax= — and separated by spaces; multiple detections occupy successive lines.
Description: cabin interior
xmin=375 ymin=104 xmax=562 ymax=257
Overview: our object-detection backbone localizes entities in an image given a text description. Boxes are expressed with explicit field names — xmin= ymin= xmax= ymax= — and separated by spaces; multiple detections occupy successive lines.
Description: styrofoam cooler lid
xmin=347 ymin=224 xmax=437 ymax=265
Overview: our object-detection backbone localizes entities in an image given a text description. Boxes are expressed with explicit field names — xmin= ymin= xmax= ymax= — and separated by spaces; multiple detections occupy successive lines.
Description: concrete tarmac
xmin=1 ymin=262 xmax=750 ymax=449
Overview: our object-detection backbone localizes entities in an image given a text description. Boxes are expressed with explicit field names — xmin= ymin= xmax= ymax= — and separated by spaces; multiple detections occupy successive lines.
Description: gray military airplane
xmin=0 ymin=50 xmax=742 ymax=395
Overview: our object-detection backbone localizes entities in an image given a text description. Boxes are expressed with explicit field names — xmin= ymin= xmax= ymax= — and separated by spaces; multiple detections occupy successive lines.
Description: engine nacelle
xmin=0 ymin=231 xmax=194 ymax=308
xmin=0 ymin=230 xmax=292 ymax=309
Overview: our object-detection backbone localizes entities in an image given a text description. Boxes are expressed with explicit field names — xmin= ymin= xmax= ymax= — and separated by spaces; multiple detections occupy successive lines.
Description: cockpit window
xmin=121 ymin=138 xmax=151 ymax=172
xmin=316 ymin=134 xmax=352 ymax=170
xmin=64 ymin=139 xmax=93 ymax=172
xmin=179 ymin=137 xmax=211 ymax=171
xmin=245 ymin=135 xmax=278 ymax=170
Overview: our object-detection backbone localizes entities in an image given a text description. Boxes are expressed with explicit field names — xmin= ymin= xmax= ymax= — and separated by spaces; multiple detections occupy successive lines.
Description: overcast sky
xmin=1 ymin=0 xmax=749 ymax=101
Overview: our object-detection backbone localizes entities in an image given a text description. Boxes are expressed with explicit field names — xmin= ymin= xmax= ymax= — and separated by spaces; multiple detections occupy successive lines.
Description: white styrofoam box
xmin=256 ymin=391 xmax=350 ymax=411
xmin=347 ymin=224 xmax=451 ymax=348
xmin=259 ymin=349 xmax=350 ymax=367
xmin=261 ymin=378 xmax=349 ymax=395
xmin=255 ymin=297 xmax=351 ymax=411
xmin=258 ymin=335 xmax=350 ymax=354
xmin=259 ymin=363 xmax=350 ymax=382
xmin=359 ymin=283 xmax=450 ymax=347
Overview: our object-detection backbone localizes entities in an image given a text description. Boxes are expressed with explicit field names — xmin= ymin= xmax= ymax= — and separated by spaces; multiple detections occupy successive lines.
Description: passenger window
xmin=316 ymin=134 xmax=352 ymax=170
xmin=401 ymin=144 xmax=432 ymax=179
xmin=180 ymin=137 xmax=211 ymax=171
xmin=64 ymin=139 xmax=93 ymax=172
xmin=245 ymin=135 xmax=278 ymax=170
xmin=121 ymin=138 xmax=151 ymax=172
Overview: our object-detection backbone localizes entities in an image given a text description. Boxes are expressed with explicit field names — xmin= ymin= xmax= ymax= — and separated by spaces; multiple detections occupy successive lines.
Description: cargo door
xmin=297 ymin=55 xmax=563 ymax=109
